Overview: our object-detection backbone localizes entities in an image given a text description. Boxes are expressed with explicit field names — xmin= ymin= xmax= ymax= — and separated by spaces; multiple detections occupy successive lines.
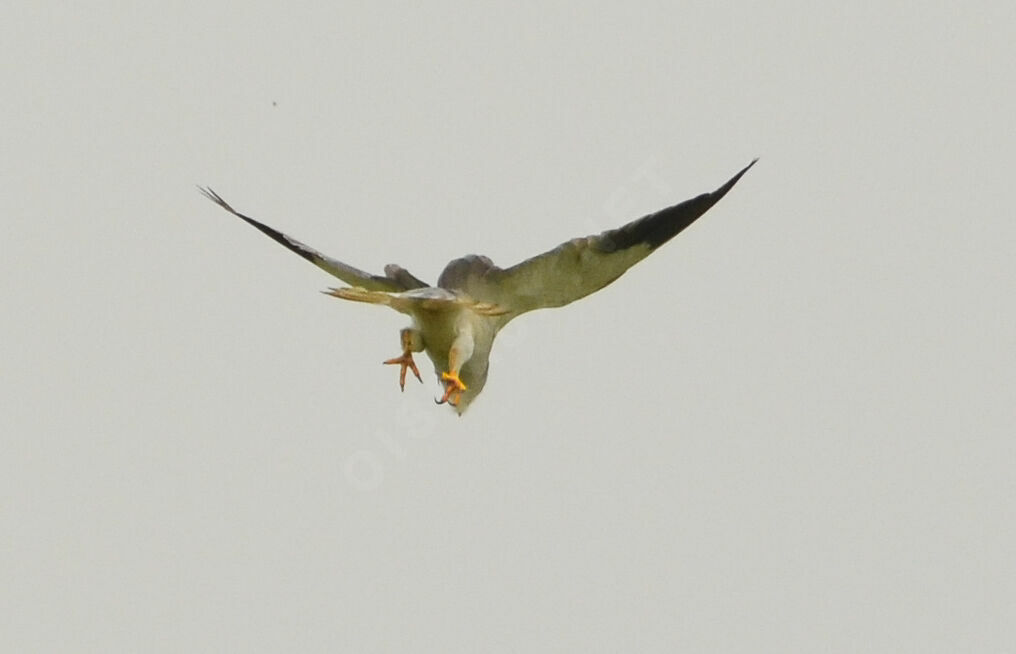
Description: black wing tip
xmin=196 ymin=184 xmax=218 ymax=201
xmin=197 ymin=185 xmax=238 ymax=214
xmin=710 ymin=157 xmax=759 ymax=201
xmin=605 ymin=158 xmax=758 ymax=252
xmin=196 ymin=187 xmax=314 ymax=261
xmin=734 ymin=157 xmax=759 ymax=180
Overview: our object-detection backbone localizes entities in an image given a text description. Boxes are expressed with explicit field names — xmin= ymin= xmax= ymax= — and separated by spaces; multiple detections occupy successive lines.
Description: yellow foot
xmin=383 ymin=351 xmax=422 ymax=391
xmin=435 ymin=371 xmax=467 ymax=406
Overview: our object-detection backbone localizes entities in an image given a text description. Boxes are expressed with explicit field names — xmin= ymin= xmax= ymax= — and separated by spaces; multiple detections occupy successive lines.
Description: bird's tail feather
xmin=323 ymin=286 xmax=429 ymax=316
xmin=324 ymin=286 xmax=509 ymax=317
xmin=323 ymin=286 xmax=395 ymax=307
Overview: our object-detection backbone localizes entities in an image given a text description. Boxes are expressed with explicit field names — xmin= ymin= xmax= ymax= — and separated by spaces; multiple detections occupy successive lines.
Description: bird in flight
xmin=200 ymin=159 xmax=756 ymax=414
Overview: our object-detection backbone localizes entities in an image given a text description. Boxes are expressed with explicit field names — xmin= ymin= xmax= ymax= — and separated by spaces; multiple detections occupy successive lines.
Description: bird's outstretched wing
xmin=198 ymin=187 xmax=428 ymax=292
xmin=440 ymin=159 xmax=756 ymax=320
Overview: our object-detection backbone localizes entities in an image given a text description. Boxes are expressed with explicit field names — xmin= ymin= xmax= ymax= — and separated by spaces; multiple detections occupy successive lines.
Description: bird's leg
xmin=436 ymin=331 xmax=473 ymax=407
xmin=383 ymin=328 xmax=424 ymax=391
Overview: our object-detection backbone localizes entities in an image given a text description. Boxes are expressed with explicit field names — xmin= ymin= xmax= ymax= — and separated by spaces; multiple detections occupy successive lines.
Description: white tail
xmin=324 ymin=286 xmax=510 ymax=317
xmin=322 ymin=286 xmax=394 ymax=307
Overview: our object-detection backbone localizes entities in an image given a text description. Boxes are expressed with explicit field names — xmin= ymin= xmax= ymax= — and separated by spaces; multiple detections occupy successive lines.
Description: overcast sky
xmin=3 ymin=2 xmax=1014 ymax=652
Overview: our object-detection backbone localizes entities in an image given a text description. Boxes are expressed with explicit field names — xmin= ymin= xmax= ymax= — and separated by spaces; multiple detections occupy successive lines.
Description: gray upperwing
xmin=452 ymin=159 xmax=757 ymax=318
xmin=199 ymin=187 xmax=428 ymax=292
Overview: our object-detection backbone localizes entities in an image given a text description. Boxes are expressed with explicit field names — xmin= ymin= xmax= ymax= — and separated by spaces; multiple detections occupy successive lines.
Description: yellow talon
xmin=441 ymin=371 xmax=467 ymax=391
xmin=437 ymin=371 xmax=467 ymax=406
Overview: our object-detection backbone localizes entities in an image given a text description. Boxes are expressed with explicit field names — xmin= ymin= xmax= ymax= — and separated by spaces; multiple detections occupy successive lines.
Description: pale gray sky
xmin=3 ymin=2 xmax=1014 ymax=652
